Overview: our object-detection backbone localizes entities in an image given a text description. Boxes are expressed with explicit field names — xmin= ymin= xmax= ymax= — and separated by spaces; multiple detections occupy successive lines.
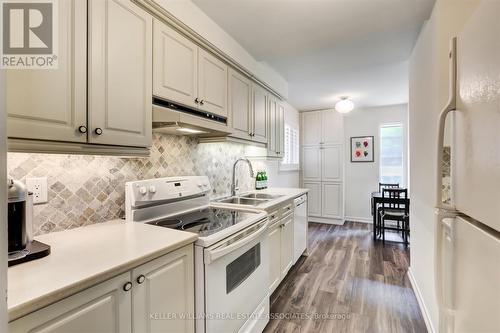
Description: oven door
xmin=204 ymin=219 xmax=269 ymax=333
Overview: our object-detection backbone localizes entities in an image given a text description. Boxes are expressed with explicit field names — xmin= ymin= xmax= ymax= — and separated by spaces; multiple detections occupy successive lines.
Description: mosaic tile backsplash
xmin=7 ymin=134 xmax=259 ymax=235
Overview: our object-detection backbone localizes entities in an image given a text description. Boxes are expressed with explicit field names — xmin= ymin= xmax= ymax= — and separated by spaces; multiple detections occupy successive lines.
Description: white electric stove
xmin=125 ymin=176 xmax=270 ymax=333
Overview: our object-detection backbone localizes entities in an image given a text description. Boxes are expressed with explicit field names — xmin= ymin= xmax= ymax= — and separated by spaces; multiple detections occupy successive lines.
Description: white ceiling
xmin=191 ymin=0 xmax=435 ymax=110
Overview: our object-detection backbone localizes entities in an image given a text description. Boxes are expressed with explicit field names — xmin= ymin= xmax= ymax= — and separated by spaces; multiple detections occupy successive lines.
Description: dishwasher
xmin=293 ymin=194 xmax=308 ymax=262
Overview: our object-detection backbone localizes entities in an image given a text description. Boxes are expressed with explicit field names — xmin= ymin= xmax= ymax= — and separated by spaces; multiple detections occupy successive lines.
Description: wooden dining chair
xmin=378 ymin=188 xmax=410 ymax=245
xmin=378 ymin=182 xmax=399 ymax=193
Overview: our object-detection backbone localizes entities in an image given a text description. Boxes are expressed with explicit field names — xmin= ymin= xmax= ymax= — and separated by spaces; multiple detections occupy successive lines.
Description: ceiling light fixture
xmin=335 ymin=96 xmax=354 ymax=113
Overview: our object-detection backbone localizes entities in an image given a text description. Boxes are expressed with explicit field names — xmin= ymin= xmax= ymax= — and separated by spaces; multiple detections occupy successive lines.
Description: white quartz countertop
xmin=8 ymin=220 xmax=198 ymax=321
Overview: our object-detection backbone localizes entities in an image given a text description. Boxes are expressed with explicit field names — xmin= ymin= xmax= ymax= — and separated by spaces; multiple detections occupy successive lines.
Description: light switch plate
xmin=26 ymin=177 xmax=48 ymax=204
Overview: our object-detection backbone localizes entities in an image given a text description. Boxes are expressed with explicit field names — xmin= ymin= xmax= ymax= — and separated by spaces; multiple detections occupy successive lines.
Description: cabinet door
xmin=302 ymin=146 xmax=322 ymax=181
xmin=276 ymin=102 xmax=285 ymax=157
xmin=132 ymin=245 xmax=194 ymax=333
xmin=322 ymin=145 xmax=342 ymax=182
xmin=9 ymin=273 xmax=132 ymax=333
xmin=153 ymin=20 xmax=198 ymax=109
xmin=303 ymin=182 xmax=321 ymax=217
xmin=280 ymin=214 xmax=294 ymax=278
xmin=322 ymin=182 xmax=343 ymax=219
xmin=267 ymin=97 xmax=278 ymax=155
xmin=228 ymin=69 xmax=252 ymax=139
xmin=252 ymin=84 xmax=268 ymax=143
xmin=321 ymin=110 xmax=344 ymax=144
xmin=198 ymin=49 xmax=228 ymax=117
xmin=268 ymin=222 xmax=282 ymax=293
xmin=301 ymin=111 xmax=322 ymax=146
xmin=6 ymin=0 xmax=87 ymax=143
xmin=89 ymin=0 xmax=152 ymax=147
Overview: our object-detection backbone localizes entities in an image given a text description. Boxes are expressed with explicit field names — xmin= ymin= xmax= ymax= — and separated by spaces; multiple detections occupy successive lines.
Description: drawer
xmin=268 ymin=209 xmax=281 ymax=226
xmin=280 ymin=203 xmax=293 ymax=216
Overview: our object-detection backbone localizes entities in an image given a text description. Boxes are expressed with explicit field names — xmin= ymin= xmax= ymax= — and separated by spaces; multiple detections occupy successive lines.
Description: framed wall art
xmin=350 ymin=136 xmax=374 ymax=162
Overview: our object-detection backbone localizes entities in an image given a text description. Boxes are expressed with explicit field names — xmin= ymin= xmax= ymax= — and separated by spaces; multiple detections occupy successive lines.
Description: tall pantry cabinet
xmin=301 ymin=110 xmax=344 ymax=223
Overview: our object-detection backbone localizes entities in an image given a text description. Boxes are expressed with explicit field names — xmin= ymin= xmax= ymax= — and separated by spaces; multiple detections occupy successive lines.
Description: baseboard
xmin=308 ymin=216 xmax=344 ymax=225
xmin=407 ymin=267 xmax=435 ymax=333
xmin=344 ymin=216 xmax=372 ymax=224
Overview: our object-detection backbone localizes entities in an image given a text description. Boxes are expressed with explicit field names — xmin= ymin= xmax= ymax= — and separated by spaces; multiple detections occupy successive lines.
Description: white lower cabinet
xmin=132 ymin=245 xmax=194 ymax=333
xmin=9 ymin=245 xmax=194 ymax=333
xmin=302 ymin=181 xmax=343 ymax=221
xmin=9 ymin=272 xmax=132 ymax=333
xmin=303 ymin=182 xmax=321 ymax=217
xmin=280 ymin=214 xmax=294 ymax=277
xmin=268 ymin=221 xmax=282 ymax=293
xmin=267 ymin=207 xmax=295 ymax=294
xmin=322 ymin=182 xmax=343 ymax=219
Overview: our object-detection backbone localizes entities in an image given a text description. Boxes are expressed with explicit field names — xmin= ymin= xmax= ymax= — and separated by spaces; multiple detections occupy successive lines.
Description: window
xmin=380 ymin=124 xmax=404 ymax=185
xmin=281 ymin=123 xmax=299 ymax=171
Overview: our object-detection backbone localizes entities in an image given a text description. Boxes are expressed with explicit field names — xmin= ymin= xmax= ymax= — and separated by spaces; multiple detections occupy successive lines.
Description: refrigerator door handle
xmin=434 ymin=208 xmax=459 ymax=315
xmin=436 ymin=37 xmax=457 ymax=211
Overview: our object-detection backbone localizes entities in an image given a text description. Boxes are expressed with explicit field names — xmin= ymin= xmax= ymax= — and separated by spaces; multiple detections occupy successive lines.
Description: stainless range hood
xmin=152 ymin=98 xmax=232 ymax=137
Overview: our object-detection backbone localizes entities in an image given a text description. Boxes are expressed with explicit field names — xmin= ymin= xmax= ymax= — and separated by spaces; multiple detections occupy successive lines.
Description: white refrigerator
xmin=435 ymin=1 xmax=500 ymax=332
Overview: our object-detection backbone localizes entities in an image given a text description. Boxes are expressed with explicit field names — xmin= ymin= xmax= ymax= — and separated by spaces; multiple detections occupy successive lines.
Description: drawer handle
xmin=123 ymin=282 xmax=132 ymax=292
xmin=136 ymin=275 xmax=146 ymax=284
xmin=78 ymin=125 xmax=87 ymax=134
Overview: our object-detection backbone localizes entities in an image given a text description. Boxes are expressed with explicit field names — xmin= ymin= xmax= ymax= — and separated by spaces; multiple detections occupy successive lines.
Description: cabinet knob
xmin=136 ymin=275 xmax=146 ymax=284
xmin=94 ymin=128 xmax=103 ymax=135
xmin=123 ymin=282 xmax=132 ymax=292
xmin=195 ymin=98 xmax=200 ymax=104
xmin=200 ymin=100 xmax=204 ymax=105
xmin=78 ymin=125 xmax=87 ymax=134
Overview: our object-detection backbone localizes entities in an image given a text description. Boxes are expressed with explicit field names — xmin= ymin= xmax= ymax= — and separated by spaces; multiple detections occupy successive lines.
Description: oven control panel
xmin=125 ymin=176 xmax=211 ymax=208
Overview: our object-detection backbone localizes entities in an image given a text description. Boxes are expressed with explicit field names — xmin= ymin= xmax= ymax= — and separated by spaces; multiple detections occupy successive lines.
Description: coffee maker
xmin=8 ymin=178 xmax=50 ymax=266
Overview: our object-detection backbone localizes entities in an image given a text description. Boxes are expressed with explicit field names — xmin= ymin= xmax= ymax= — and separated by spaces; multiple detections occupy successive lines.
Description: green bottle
xmin=255 ymin=172 xmax=262 ymax=190
xmin=263 ymin=171 xmax=268 ymax=189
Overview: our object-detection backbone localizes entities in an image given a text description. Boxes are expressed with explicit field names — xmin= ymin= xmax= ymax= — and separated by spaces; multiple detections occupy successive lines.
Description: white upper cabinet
xmin=302 ymin=110 xmax=343 ymax=146
xmin=321 ymin=110 xmax=343 ymax=144
xmin=267 ymin=97 xmax=278 ymax=154
xmin=301 ymin=111 xmax=322 ymax=146
xmin=89 ymin=0 xmax=153 ymax=147
xmin=322 ymin=145 xmax=342 ymax=182
xmin=302 ymin=146 xmax=322 ymax=181
xmin=276 ymin=102 xmax=285 ymax=157
xmin=198 ymin=49 xmax=228 ymax=117
xmin=252 ymin=83 xmax=268 ymax=143
xmin=6 ymin=0 xmax=87 ymax=143
xmin=229 ymin=69 xmax=252 ymax=138
xmin=153 ymin=20 xmax=228 ymax=118
xmin=153 ymin=20 xmax=198 ymax=109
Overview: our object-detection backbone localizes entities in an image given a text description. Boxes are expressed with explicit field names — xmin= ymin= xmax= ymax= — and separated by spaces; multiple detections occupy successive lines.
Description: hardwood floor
xmin=263 ymin=222 xmax=427 ymax=333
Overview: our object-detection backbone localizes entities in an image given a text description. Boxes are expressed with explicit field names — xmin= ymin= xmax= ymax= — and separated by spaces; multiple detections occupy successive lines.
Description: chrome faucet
xmin=231 ymin=158 xmax=255 ymax=196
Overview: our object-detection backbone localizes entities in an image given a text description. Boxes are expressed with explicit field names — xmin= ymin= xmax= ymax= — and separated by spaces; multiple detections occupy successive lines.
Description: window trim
xmin=379 ymin=122 xmax=405 ymax=186
xmin=279 ymin=123 xmax=300 ymax=172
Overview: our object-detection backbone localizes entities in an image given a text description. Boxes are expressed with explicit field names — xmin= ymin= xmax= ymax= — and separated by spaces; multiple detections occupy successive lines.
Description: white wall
xmin=0 ymin=67 xmax=8 ymax=331
xmin=343 ymin=104 xmax=408 ymax=222
xmin=408 ymin=0 xmax=480 ymax=331
xmin=154 ymin=0 xmax=288 ymax=98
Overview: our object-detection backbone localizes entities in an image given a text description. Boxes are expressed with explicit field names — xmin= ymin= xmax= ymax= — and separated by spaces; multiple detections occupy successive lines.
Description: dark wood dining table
xmin=371 ymin=191 xmax=410 ymax=240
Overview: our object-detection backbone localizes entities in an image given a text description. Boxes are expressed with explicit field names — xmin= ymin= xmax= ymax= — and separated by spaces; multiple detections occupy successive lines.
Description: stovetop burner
xmin=149 ymin=207 xmax=259 ymax=237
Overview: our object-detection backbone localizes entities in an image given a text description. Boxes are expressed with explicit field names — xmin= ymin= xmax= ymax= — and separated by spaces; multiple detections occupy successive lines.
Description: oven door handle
xmin=204 ymin=220 xmax=268 ymax=264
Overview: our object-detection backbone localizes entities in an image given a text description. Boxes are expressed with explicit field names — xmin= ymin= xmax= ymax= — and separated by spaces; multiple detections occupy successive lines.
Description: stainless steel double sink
xmin=215 ymin=193 xmax=284 ymax=207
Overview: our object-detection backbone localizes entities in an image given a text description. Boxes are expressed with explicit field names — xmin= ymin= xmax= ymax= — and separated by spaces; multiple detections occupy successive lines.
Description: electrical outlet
xmin=26 ymin=177 xmax=48 ymax=204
